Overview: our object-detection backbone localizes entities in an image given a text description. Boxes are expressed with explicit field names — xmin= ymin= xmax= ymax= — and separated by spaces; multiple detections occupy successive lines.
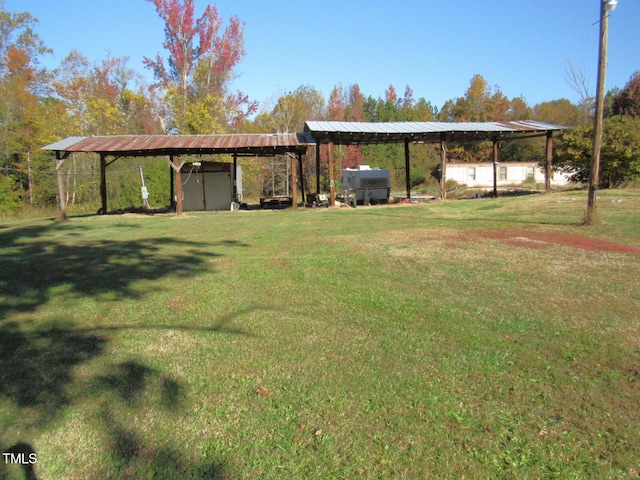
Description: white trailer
xmin=340 ymin=165 xmax=390 ymax=206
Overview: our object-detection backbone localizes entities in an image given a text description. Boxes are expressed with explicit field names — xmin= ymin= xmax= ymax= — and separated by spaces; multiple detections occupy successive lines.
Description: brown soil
xmin=475 ymin=229 xmax=640 ymax=255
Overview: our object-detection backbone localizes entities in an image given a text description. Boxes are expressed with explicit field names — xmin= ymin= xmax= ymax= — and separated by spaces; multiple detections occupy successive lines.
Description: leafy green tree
xmin=438 ymin=75 xmax=492 ymax=162
xmin=555 ymin=116 xmax=640 ymax=186
xmin=50 ymin=52 xmax=161 ymax=209
xmin=533 ymin=98 xmax=582 ymax=127
xmin=508 ymin=97 xmax=532 ymax=120
xmin=439 ymin=74 xmax=509 ymax=122
xmin=262 ymin=85 xmax=325 ymax=133
xmin=54 ymin=52 xmax=158 ymax=136
xmin=0 ymin=3 xmax=51 ymax=209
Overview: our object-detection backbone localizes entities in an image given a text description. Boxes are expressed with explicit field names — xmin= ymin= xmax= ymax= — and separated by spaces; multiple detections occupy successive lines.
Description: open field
xmin=1 ymin=189 xmax=639 ymax=479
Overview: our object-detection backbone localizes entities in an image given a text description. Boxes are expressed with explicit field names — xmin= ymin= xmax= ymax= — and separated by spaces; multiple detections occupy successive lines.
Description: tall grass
xmin=1 ymin=190 xmax=639 ymax=479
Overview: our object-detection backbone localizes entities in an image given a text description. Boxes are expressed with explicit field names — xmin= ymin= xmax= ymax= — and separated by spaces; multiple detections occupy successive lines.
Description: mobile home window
xmin=526 ymin=166 xmax=535 ymax=179
xmin=499 ymin=166 xmax=507 ymax=180
xmin=467 ymin=167 xmax=476 ymax=181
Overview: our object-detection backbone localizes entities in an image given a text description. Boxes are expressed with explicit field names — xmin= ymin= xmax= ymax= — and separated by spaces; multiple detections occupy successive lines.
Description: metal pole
xmin=586 ymin=0 xmax=614 ymax=224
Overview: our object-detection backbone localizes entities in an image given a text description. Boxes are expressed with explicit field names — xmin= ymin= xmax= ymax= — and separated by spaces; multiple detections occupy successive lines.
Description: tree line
xmin=1 ymin=0 xmax=639 ymax=215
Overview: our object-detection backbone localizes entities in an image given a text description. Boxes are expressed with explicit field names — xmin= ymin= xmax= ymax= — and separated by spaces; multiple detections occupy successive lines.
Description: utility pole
xmin=585 ymin=0 xmax=617 ymax=225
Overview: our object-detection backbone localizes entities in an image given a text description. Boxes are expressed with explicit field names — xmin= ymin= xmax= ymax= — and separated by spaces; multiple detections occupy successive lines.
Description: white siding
xmin=446 ymin=162 xmax=570 ymax=188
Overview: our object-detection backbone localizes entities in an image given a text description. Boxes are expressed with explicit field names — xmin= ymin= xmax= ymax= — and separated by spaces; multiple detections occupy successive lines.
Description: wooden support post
xmin=298 ymin=153 xmax=305 ymax=204
xmin=440 ymin=134 xmax=447 ymax=200
xmin=169 ymin=162 xmax=175 ymax=208
xmin=55 ymin=154 xmax=68 ymax=221
xmin=315 ymin=143 xmax=321 ymax=194
xmin=291 ymin=153 xmax=298 ymax=209
xmin=232 ymin=153 xmax=238 ymax=201
xmin=545 ymin=131 xmax=553 ymax=193
xmin=328 ymin=142 xmax=335 ymax=206
xmin=404 ymin=139 xmax=411 ymax=200
xmin=172 ymin=155 xmax=183 ymax=216
xmin=493 ymin=139 xmax=499 ymax=198
xmin=100 ymin=153 xmax=107 ymax=214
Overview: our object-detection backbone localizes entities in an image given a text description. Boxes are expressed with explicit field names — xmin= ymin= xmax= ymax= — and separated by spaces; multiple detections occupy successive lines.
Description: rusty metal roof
xmin=42 ymin=132 xmax=316 ymax=157
xmin=304 ymin=120 xmax=566 ymax=145
xmin=43 ymin=121 xmax=567 ymax=157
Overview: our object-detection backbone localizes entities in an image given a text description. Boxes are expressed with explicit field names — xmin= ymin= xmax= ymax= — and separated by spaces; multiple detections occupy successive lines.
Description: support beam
xmin=172 ymin=155 xmax=183 ymax=216
xmin=545 ymin=131 xmax=553 ymax=193
xmin=315 ymin=143 xmax=321 ymax=194
xmin=298 ymin=153 xmax=305 ymax=204
xmin=232 ymin=153 xmax=238 ymax=202
xmin=440 ymin=134 xmax=447 ymax=200
xmin=404 ymin=139 xmax=411 ymax=200
xmin=169 ymin=162 xmax=175 ymax=208
xmin=493 ymin=139 xmax=499 ymax=198
xmin=100 ymin=153 xmax=107 ymax=214
xmin=55 ymin=154 xmax=68 ymax=221
xmin=291 ymin=153 xmax=298 ymax=210
xmin=328 ymin=142 xmax=335 ymax=206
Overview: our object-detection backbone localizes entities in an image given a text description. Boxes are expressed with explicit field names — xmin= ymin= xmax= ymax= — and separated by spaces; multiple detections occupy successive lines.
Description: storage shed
xmin=181 ymin=162 xmax=242 ymax=211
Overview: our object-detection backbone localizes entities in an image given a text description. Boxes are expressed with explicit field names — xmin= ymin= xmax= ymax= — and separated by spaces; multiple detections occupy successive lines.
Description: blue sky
xmin=5 ymin=0 xmax=639 ymax=112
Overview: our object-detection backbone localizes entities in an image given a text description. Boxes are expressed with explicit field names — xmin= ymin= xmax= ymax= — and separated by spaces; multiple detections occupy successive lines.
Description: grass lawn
xmin=1 ymin=189 xmax=639 ymax=479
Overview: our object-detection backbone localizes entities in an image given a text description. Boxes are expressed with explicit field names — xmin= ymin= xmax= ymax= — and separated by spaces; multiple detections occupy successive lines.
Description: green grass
xmin=1 ymin=190 xmax=640 ymax=479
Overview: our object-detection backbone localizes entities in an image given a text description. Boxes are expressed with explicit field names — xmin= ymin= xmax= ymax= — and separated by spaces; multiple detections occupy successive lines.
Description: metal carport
xmin=42 ymin=133 xmax=315 ymax=218
xmin=304 ymin=120 xmax=567 ymax=205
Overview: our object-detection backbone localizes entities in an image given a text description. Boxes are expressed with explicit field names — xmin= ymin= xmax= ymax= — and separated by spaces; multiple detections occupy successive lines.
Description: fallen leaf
xmin=314 ymin=429 xmax=323 ymax=437
xmin=256 ymin=387 xmax=269 ymax=396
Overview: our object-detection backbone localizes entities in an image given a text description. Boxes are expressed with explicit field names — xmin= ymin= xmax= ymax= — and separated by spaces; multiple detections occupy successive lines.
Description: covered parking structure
xmin=43 ymin=133 xmax=315 ymax=217
xmin=304 ymin=120 xmax=567 ymax=204
xmin=43 ymin=121 xmax=566 ymax=217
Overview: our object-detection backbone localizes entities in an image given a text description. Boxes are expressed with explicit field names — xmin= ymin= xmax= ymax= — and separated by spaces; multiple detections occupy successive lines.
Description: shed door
xmin=182 ymin=171 xmax=205 ymax=211
xmin=204 ymin=172 xmax=231 ymax=211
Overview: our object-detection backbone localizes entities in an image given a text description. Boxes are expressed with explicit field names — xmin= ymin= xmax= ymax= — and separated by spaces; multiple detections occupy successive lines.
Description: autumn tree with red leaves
xmin=612 ymin=71 xmax=640 ymax=118
xmin=327 ymin=85 xmax=364 ymax=168
xmin=144 ymin=0 xmax=256 ymax=133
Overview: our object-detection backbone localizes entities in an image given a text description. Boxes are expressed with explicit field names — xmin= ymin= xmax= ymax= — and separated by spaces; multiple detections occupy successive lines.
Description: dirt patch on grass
xmin=476 ymin=229 xmax=640 ymax=255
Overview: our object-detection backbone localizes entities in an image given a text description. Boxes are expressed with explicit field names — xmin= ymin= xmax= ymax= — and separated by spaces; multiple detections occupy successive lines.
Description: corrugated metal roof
xmin=304 ymin=120 xmax=566 ymax=144
xmin=42 ymin=121 xmax=567 ymax=155
xmin=42 ymin=133 xmax=316 ymax=156
xmin=42 ymin=136 xmax=88 ymax=151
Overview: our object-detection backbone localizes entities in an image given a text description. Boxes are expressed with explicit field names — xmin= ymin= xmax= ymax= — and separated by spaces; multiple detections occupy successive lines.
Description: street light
xmin=585 ymin=0 xmax=617 ymax=225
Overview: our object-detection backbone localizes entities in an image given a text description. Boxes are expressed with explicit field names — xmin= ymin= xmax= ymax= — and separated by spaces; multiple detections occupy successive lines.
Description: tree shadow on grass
xmin=92 ymin=361 xmax=227 ymax=478
xmin=0 ymin=225 xmax=224 ymax=320
xmin=0 ymin=220 xmax=247 ymax=478
xmin=99 ymin=404 xmax=225 ymax=479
